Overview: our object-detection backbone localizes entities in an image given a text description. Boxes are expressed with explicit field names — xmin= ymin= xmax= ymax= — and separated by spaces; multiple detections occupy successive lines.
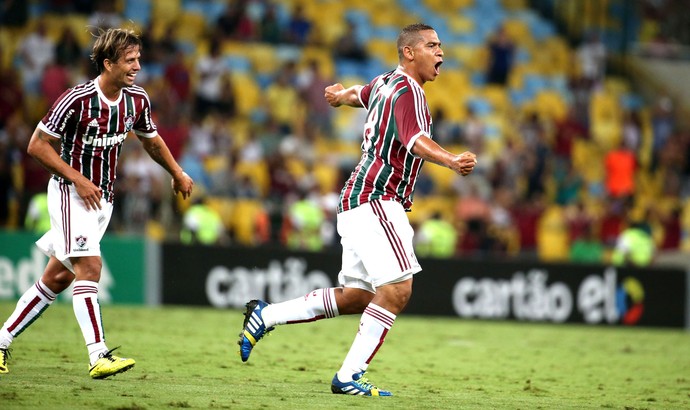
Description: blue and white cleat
xmin=331 ymin=372 xmax=392 ymax=396
xmin=238 ymin=299 xmax=274 ymax=362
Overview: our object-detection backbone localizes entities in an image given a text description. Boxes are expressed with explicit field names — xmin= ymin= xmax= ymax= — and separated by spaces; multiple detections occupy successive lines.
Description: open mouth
xmin=434 ymin=61 xmax=443 ymax=75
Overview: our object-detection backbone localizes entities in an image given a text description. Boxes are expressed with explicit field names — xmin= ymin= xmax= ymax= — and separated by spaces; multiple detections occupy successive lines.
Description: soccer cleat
xmin=238 ymin=299 xmax=274 ymax=362
xmin=88 ymin=347 xmax=135 ymax=379
xmin=331 ymin=371 xmax=392 ymax=396
xmin=0 ymin=348 xmax=10 ymax=374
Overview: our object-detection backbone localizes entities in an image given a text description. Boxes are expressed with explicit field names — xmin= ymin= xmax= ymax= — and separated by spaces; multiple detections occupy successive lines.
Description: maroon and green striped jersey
xmin=338 ymin=67 xmax=433 ymax=213
xmin=38 ymin=76 xmax=158 ymax=202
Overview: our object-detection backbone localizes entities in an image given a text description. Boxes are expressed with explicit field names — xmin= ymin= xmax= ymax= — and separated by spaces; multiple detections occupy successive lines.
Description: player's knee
xmin=72 ymin=258 xmax=103 ymax=282
xmin=336 ymin=288 xmax=374 ymax=314
xmin=42 ymin=268 xmax=74 ymax=293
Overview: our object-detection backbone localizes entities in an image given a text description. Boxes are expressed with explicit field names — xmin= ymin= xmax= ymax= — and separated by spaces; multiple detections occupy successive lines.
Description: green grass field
xmin=1 ymin=301 xmax=689 ymax=409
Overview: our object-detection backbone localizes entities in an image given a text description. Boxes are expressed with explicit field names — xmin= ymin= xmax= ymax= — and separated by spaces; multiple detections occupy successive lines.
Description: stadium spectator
xmin=553 ymin=106 xmax=588 ymax=163
xmin=0 ymin=134 xmax=11 ymax=226
xmin=621 ymin=109 xmax=643 ymax=152
xmin=416 ymin=211 xmax=458 ymax=258
xmin=180 ymin=195 xmax=227 ymax=246
xmin=237 ymin=23 xmax=477 ymax=396
xmin=194 ymin=38 xmax=231 ymax=117
xmin=40 ymin=59 xmax=72 ymax=106
xmin=0 ymin=28 xmax=194 ymax=378
xmin=333 ymin=19 xmax=369 ymax=62
xmin=511 ymin=193 xmax=546 ymax=254
xmin=0 ymin=67 xmax=24 ymax=129
xmin=163 ymin=49 xmax=193 ymax=116
xmin=485 ymin=24 xmax=515 ymax=86
xmin=461 ymin=105 xmax=486 ymax=153
xmin=297 ymin=59 xmax=335 ymax=138
xmin=55 ymin=26 xmax=85 ymax=70
xmin=284 ymin=187 xmax=325 ymax=251
xmin=604 ymin=139 xmax=636 ymax=200
xmin=17 ymin=19 xmax=55 ymax=95
xmin=215 ymin=0 xmax=255 ymax=41
xmin=0 ymin=0 xmax=28 ymax=27
xmin=118 ymin=144 xmax=166 ymax=234
xmin=569 ymin=223 xmax=604 ymax=263
xmin=651 ymin=95 xmax=675 ymax=166
xmin=24 ymin=192 xmax=50 ymax=233
xmin=259 ymin=2 xmax=283 ymax=44
xmin=265 ymin=65 xmax=303 ymax=134
xmin=432 ymin=107 xmax=462 ymax=146
xmin=575 ymin=32 xmax=607 ymax=90
xmin=610 ymin=219 xmax=656 ymax=267
xmin=87 ymin=0 xmax=123 ymax=31
xmin=5 ymin=115 xmax=47 ymax=229
xmin=285 ymin=4 xmax=312 ymax=45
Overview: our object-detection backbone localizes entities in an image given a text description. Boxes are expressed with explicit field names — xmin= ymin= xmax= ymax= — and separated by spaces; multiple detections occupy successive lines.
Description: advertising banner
xmin=0 ymin=230 xmax=147 ymax=304
xmin=161 ymin=244 xmax=688 ymax=328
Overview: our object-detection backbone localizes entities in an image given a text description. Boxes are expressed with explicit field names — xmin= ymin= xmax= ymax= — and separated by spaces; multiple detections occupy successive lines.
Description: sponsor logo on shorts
xmin=74 ymin=235 xmax=89 ymax=251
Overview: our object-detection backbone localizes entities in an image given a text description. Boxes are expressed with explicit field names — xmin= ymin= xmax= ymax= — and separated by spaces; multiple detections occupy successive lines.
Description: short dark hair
xmin=90 ymin=27 xmax=142 ymax=73
xmin=397 ymin=23 xmax=435 ymax=60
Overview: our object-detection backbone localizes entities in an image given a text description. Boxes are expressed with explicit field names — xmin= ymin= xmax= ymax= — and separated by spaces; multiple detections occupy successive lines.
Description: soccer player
xmin=0 ymin=27 xmax=194 ymax=378
xmin=238 ymin=23 xmax=477 ymax=396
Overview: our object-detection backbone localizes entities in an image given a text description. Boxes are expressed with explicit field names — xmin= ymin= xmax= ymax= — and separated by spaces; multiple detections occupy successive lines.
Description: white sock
xmin=262 ymin=288 xmax=339 ymax=328
xmin=0 ymin=280 xmax=57 ymax=348
xmin=72 ymin=280 xmax=108 ymax=364
xmin=337 ymin=303 xmax=395 ymax=382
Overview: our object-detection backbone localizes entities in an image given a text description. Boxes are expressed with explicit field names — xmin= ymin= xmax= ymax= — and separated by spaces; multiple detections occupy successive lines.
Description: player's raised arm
xmin=411 ymin=134 xmax=477 ymax=176
xmin=324 ymin=83 xmax=364 ymax=107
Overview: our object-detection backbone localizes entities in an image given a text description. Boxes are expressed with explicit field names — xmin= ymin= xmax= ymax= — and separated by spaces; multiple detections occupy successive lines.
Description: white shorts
xmin=36 ymin=178 xmax=113 ymax=273
xmin=336 ymin=199 xmax=421 ymax=293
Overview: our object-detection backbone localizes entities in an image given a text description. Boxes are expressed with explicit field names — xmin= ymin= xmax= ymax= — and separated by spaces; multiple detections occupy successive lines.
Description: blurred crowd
xmin=1 ymin=0 xmax=689 ymax=266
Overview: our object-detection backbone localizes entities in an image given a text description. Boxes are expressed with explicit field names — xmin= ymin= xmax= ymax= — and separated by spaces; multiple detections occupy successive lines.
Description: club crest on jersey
xmin=124 ymin=115 xmax=135 ymax=132
xmin=74 ymin=235 xmax=89 ymax=251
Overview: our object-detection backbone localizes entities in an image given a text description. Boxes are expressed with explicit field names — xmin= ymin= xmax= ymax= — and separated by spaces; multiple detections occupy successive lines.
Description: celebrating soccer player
xmin=0 ymin=27 xmax=193 ymax=378
xmin=237 ymin=23 xmax=477 ymax=396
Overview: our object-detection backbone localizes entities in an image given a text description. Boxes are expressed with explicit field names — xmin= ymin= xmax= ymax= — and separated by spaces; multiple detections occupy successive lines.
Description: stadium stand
xmin=1 ymin=0 xmax=688 ymax=260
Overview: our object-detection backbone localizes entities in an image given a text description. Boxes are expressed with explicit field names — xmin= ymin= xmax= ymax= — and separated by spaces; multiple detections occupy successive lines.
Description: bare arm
xmin=27 ymin=127 xmax=104 ymax=210
xmin=324 ymin=83 xmax=364 ymax=107
xmin=139 ymin=134 xmax=194 ymax=199
xmin=411 ymin=135 xmax=477 ymax=176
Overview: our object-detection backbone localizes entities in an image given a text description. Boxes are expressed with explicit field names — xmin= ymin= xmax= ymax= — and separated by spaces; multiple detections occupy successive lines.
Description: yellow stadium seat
xmin=482 ymin=85 xmax=511 ymax=114
xmin=537 ymin=205 xmax=570 ymax=261
xmin=366 ymin=39 xmax=399 ymax=66
xmin=229 ymin=199 xmax=267 ymax=246
xmin=571 ymin=139 xmax=605 ymax=184
xmin=534 ymin=90 xmax=568 ymax=122
xmin=448 ymin=15 xmax=475 ymax=34
xmin=312 ymin=162 xmax=340 ymax=194
xmin=245 ymin=44 xmax=282 ymax=75
xmin=234 ymin=161 xmax=270 ymax=197
xmin=174 ymin=12 xmax=207 ymax=43
xmin=230 ymin=73 xmax=261 ymax=117
xmin=205 ymin=196 xmax=235 ymax=229
xmin=151 ymin=0 xmax=180 ymax=24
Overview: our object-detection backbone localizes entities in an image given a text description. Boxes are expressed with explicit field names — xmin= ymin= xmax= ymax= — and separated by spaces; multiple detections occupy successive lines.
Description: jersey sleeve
xmin=132 ymin=90 xmax=158 ymax=138
xmin=37 ymin=88 xmax=78 ymax=139
xmin=358 ymin=82 xmax=372 ymax=110
xmin=393 ymin=89 xmax=429 ymax=153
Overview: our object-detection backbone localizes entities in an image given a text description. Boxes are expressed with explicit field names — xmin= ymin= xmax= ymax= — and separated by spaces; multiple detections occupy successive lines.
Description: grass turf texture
xmin=0 ymin=302 xmax=688 ymax=409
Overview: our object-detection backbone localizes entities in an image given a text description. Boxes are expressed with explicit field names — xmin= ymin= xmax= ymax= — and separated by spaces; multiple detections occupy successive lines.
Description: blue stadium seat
xmin=372 ymin=26 xmax=401 ymax=41
xmin=467 ymin=97 xmax=494 ymax=116
xmin=182 ymin=0 xmax=227 ymax=22
xmin=124 ymin=0 xmax=152 ymax=25
xmin=223 ymin=55 xmax=252 ymax=73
